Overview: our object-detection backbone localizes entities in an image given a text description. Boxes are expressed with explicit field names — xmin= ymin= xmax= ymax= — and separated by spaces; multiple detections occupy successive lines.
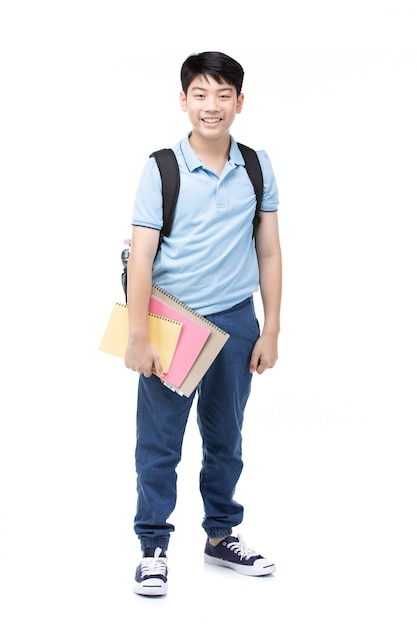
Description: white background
xmin=1 ymin=1 xmax=416 ymax=624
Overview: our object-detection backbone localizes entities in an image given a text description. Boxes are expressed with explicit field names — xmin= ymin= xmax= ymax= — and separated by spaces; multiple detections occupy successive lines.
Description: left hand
xmin=249 ymin=333 xmax=278 ymax=374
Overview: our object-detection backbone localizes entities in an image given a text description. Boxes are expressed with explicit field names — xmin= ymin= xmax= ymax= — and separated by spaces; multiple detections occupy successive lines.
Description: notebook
xmin=148 ymin=294 xmax=211 ymax=389
xmin=150 ymin=285 xmax=230 ymax=397
xmin=99 ymin=286 xmax=230 ymax=397
xmin=99 ymin=302 xmax=183 ymax=374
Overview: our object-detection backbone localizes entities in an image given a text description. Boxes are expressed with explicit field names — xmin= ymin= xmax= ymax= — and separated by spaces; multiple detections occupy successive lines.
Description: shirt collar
xmin=180 ymin=134 xmax=243 ymax=171
xmin=228 ymin=137 xmax=245 ymax=166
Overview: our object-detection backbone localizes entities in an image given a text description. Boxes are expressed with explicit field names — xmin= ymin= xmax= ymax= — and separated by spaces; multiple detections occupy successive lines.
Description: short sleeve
xmin=131 ymin=157 xmax=164 ymax=229
xmin=257 ymin=150 xmax=279 ymax=212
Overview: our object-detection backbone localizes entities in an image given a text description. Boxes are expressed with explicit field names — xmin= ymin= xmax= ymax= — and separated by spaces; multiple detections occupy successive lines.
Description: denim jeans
xmin=133 ymin=296 xmax=260 ymax=551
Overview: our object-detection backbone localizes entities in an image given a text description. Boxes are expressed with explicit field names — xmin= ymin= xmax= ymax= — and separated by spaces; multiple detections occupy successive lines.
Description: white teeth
xmin=203 ymin=118 xmax=221 ymax=123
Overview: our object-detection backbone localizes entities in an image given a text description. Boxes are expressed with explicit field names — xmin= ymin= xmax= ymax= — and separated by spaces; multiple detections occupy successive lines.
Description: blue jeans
xmin=133 ymin=296 xmax=260 ymax=551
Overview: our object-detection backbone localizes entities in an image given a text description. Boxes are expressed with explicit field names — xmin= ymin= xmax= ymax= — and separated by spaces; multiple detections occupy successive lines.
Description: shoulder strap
xmin=150 ymin=144 xmax=263 ymax=247
xmin=121 ymin=149 xmax=179 ymax=301
xmin=237 ymin=143 xmax=264 ymax=237
xmin=150 ymin=148 xmax=180 ymax=243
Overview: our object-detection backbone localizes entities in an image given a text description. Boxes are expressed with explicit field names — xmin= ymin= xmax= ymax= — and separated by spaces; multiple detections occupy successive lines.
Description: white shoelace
xmin=141 ymin=548 xmax=167 ymax=576
xmin=226 ymin=534 xmax=259 ymax=561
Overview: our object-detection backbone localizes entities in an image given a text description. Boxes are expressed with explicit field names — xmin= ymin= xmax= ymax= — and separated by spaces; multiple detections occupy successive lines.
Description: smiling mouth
xmin=202 ymin=118 xmax=221 ymax=124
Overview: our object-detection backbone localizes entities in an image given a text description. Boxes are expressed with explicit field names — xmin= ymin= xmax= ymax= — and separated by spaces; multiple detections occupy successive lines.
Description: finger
xmin=249 ymin=349 xmax=261 ymax=373
xmin=153 ymin=355 xmax=164 ymax=379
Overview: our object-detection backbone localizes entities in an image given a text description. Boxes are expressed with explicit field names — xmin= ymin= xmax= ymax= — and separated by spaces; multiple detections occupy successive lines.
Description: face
xmin=180 ymin=75 xmax=244 ymax=140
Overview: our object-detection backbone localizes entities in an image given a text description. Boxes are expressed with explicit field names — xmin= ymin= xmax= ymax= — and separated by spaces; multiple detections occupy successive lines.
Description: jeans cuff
xmin=140 ymin=537 xmax=170 ymax=552
xmin=206 ymin=528 xmax=233 ymax=539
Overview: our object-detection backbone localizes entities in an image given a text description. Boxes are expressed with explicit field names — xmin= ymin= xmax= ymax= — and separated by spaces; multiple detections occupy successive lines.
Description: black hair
xmin=180 ymin=51 xmax=244 ymax=96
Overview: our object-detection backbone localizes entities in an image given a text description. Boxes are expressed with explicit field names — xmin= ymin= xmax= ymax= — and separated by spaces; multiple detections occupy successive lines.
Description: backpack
xmin=121 ymin=143 xmax=264 ymax=302
xmin=151 ymin=142 xmax=264 ymax=248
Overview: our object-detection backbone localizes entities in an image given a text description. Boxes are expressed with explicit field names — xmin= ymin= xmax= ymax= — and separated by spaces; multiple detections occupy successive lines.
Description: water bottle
xmin=121 ymin=239 xmax=131 ymax=302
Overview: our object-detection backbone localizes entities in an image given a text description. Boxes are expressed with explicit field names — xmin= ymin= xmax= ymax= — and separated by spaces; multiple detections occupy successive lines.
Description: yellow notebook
xmin=99 ymin=302 xmax=183 ymax=374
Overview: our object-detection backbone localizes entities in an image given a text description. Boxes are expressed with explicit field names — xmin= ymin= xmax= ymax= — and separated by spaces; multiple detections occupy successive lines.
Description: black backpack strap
xmin=150 ymin=145 xmax=262 ymax=247
xmin=237 ymin=142 xmax=264 ymax=237
xmin=150 ymin=148 xmax=181 ymax=248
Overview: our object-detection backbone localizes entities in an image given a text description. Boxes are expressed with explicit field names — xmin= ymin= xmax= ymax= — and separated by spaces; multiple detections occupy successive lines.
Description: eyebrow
xmin=190 ymin=86 xmax=233 ymax=93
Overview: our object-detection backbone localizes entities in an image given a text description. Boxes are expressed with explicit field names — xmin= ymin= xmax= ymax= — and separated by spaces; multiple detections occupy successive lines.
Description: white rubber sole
xmin=132 ymin=579 xmax=168 ymax=596
xmin=204 ymin=554 xmax=276 ymax=576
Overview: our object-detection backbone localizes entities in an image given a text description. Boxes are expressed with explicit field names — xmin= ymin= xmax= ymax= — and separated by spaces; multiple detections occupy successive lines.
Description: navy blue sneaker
xmin=132 ymin=547 xmax=168 ymax=596
xmin=204 ymin=534 xmax=276 ymax=576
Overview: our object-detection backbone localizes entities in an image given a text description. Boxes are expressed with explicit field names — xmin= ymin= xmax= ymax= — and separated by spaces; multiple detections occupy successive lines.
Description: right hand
xmin=124 ymin=337 xmax=163 ymax=379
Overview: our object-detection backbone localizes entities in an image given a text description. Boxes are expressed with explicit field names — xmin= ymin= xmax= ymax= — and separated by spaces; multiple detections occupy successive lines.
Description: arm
xmin=124 ymin=225 xmax=164 ymax=378
xmin=250 ymin=211 xmax=282 ymax=374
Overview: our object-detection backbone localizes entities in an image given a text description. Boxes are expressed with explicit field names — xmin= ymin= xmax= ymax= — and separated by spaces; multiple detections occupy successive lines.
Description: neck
xmin=189 ymin=132 xmax=231 ymax=161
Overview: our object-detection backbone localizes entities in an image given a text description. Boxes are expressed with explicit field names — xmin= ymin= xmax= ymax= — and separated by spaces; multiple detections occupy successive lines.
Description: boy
xmin=125 ymin=51 xmax=282 ymax=596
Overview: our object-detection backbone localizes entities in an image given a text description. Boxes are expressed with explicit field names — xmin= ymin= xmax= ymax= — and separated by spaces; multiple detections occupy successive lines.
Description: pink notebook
xmin=149 ymin=294 xmax=211 ymax=388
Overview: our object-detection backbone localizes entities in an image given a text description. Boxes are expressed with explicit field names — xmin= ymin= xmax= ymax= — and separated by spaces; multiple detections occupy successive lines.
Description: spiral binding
xmin=114 ymin=303 xmax=182 ymax=328
xmin=148 ymin=312 xmax=182 ymax=326
xmin=151 ymin=284 xmax=229 ymax=335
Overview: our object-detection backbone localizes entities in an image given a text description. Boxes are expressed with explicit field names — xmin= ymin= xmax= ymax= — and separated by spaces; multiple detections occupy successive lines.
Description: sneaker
xmin=132 ymin=547 xmax=168 ymax=596
xmin=204 ymin=534 xmax=276 ymax=576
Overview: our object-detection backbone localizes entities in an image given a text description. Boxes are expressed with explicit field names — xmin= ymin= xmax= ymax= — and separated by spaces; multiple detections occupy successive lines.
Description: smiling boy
xmin=125 ymin=51 xmax=282 ymax=596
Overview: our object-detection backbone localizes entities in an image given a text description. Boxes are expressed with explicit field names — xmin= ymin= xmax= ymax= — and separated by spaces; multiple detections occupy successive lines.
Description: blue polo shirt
xmin=132 ymin=135 xmax=278 ymax=315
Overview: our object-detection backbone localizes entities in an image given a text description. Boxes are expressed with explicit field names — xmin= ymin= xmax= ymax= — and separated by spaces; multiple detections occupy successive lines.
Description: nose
xmin=204 ymin=96 xmax=219 ymax=111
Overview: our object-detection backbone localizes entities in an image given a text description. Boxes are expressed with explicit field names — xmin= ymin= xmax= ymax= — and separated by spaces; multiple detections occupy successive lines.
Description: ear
xmin=236 ymin=93 xmax=244 ymax=114
xmin=180 ymin=91 xmax=187 ymax=112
